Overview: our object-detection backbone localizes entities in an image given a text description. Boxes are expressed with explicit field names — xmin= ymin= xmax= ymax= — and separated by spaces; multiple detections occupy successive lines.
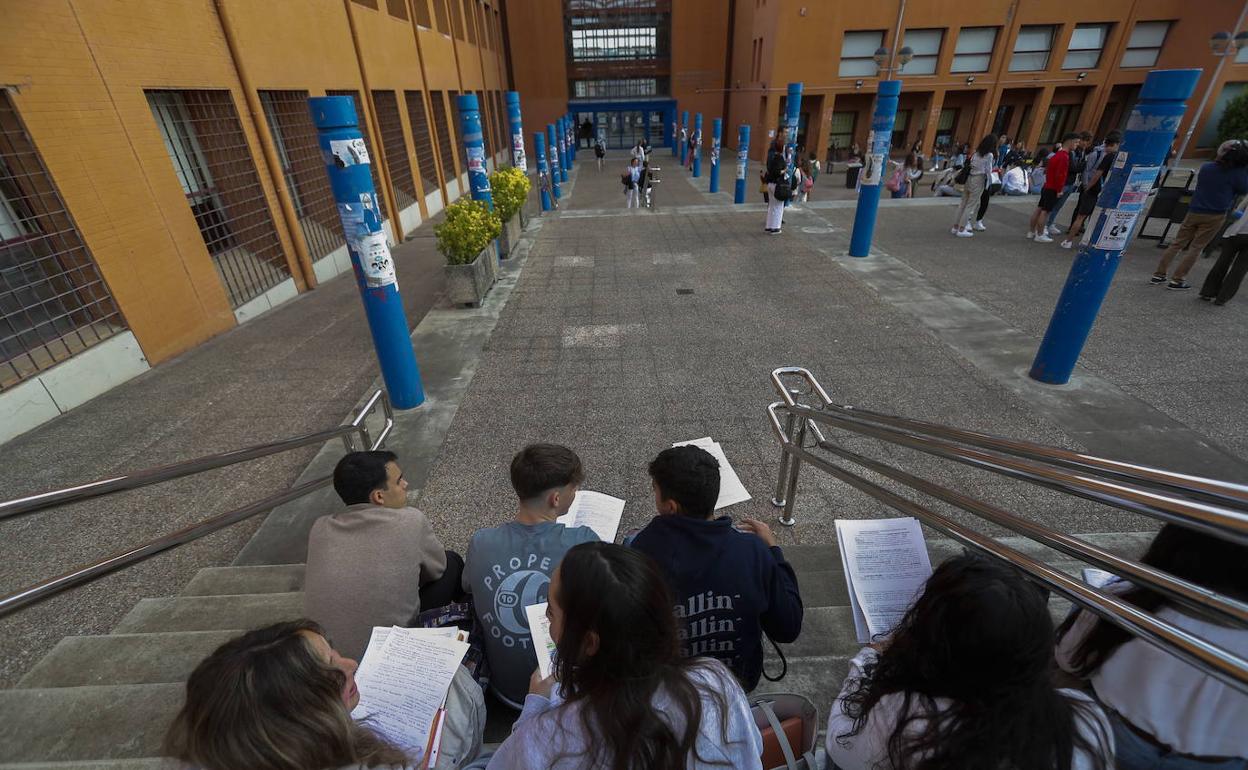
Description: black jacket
xmin=765 ymin=145 xmax=787 ymax=183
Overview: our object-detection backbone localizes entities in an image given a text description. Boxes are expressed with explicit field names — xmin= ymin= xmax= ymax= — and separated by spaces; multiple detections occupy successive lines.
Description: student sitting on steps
xmin=462 ymin=443 xmax=598 ymax=709
xmin=630 ymin=445 xmax=803 ymax=692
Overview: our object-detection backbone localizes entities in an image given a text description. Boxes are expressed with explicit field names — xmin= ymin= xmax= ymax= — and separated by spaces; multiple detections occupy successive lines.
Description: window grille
xmin=385 ymin=0 xmax=407 ymax=20
xmin=146 ymin=89 xmax=290 ymax=309
xmin=371 ymin=91 xmax=419 ymax=210
xmin=405 ymin=90 xmax=442 ymax=194
xmin=258 ymin=90 xmax=346 ymax=264
xmin=326 ymin=90 xmax=388 ymax=220
xmin=413 ymin=0 xmax=433 ymax=27
xmin=430 ymin=91 xmax=459 ymax=178
xmin=463 ymin=0 xmax=477 ymax=45
xmin=450 ymin=0 xmax=464 ymax=38
xmin=492 ymin=91 xmax=507 ymax=155
xmin=572 ymin=78 xmax=659 ymax=99
xmin=0 ymin=93 xmax=126 ymax=390
xmin=433 ymin=0 xmax=450 ymax=34
xmin=448 ymin=91 xmax=464 ymax=173
xmin=474 ymin=90 xmax=492 ymax=158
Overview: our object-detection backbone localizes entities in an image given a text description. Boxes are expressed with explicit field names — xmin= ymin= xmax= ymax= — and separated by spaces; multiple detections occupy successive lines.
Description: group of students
xmin=156 ymin=437 xmax=1248 ymax=769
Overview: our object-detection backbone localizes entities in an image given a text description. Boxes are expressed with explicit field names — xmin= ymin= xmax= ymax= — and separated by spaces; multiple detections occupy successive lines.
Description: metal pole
xmin=734 ymin=123 xmax=751 ymax=204
xmin=534 ymin=131 xmax=552 ymax=212
xmin=680 ymin=110 xmax=689 ymax=166
xmin=693 ymin=113 xmax=704 ymax=177
xmin=849 ymin=80 xmax=902 ymax=257
xmin=780 ymin=418 xmax=807 ymax=527
xmin=506 ymin=91 xmax=526 ymax=172
xmin=1030 ymin=69 xmax=1201 ymax=385
xmin=783 ymin=82 xmax=803 ymax=208
xmin=546 ymin=123 xmax=562 ymax=199
xmin=772 ymin=410 xmax=797 ymax=507
xmin=456 ymin=93 xmax=493 ymax=210
xmin=310 ymin=96 xmax=424 ymax=408
xmin=709 ymin=117 xmax=723 ymax=193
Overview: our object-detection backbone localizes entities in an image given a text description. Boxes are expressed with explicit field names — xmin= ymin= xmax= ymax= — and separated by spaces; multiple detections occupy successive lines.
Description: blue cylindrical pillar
xmin=310 ymin=96 xmax=424 ymax=408
xmin=671 ymin=115 xmax=678 ymax=156
xmin=506 ymin=91 xmax=526 ymax=171
xmin=692 ymin=113 xmax=704 ymax=177
xmin=783 ymin=82 xmax=803 ymax=208
xmin=456 ymin=93 xmax=493 ymax=210
xmin=1029 ymin=69 xmax=1200 ymax=385
xmin=709 ymin=118 xmax=723 ymax=193
xmin=679 ymin=110 xmax=689 ymax=166
xmin=534 ymin=131 xmax=551 ymax=211
xmin=556 ymin=117 xmax=569 ymax=182
xmin=566 ymin=114 xmax=576 ymax=161
xmin=546 ymin=123 xmax=562 ymax=199
xmin=734 ymin=123 xmax=751 ymax=204
xmin=849 ymin=80 xmax=902 ymax=257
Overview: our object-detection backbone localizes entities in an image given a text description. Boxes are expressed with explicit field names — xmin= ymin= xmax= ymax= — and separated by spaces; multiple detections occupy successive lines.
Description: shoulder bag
xmin=750 ymin=692 xmax=824 ymax=770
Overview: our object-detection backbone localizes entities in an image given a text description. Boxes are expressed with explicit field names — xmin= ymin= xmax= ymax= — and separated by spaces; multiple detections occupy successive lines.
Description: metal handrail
xmin=0 ymin=392 xmax=393 ymax=618
xmin=0 ymin=390 xmax=391 ymax=521
xmin=765 ymin=367 xmax=1248 ymax=695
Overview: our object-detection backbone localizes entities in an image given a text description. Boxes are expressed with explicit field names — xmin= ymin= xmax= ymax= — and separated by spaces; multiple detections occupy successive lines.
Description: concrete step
xmin=18 ymin=631 xmax=237 ymax=688
xmin=0 ymin=684 xmax=180 ymax=763
xmin=753 ymin=654 xmax=851 ymax=722
xmin=181 ymin=564 xmax=305 ymax=596
xmin=778 ymin=605 xmax=858 ymax=659
xmin=113 ymin=592 xmax=304 ymax=634
xmin=800 ymin=569 xmax=849 ymax=608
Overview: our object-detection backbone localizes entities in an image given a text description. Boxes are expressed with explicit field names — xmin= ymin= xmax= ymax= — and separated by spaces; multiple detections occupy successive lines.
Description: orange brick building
xmin=0 ymin=0 xmax=509 ymax=440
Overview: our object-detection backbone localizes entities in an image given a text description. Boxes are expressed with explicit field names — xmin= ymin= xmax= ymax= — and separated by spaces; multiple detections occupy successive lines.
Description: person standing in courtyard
xmin=594 ymin=136 xmax=605 ymax=171
xmin=1060 ymin=131 xmax=1122 ymax=249
xmin=1201 ymin=195 xmax=1248 ymax=305
xmin=1153 ymin=140 xmax=1248 ymax=290
xmin=952 ymin=135 xmax=995 ymax=238
xmin=1028 ymin=133 xmax=1076 ymax=243
xmin=764 ymin=128 xmax=788 ymax=233
xmin=1046 ymin=131 xmax=1091 ymax=237
xmin=623 ymin=157 xmax=642 ymax=209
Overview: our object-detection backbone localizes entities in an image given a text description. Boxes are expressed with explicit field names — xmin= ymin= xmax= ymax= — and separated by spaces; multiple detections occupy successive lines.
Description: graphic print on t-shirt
xmin=480 ymin=553 xmax=556 ymax=650
xmin=675 ymin=590 xmax=743 ymax=659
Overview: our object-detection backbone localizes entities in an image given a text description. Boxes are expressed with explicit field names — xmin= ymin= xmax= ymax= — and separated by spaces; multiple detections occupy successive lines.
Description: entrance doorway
xmin=571 ymin=99 xmax=676 ymax=151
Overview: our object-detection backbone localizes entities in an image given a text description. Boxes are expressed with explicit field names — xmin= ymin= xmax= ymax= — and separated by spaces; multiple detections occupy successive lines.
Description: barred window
xmin=326 ymin=90 xmax=388 ymax=219
xmin=570 ymin=26 xmax=658 ymax=61
xmin=572 ymin=78 xmax=659 ymax=99
xmin=371 ymin=90 xmax=419 ymax=210
xmin=430 ymin=91 xmax=459 ymax=178
xmin=404 ymin=90 xmax=442 ymax=194
xmin=433 ymin=0 xmax=450 ymax=33
xmin=1 ymin=93 xmax=126 ymax=390
xmin=147 ymin=89 xmax=290 ymax=309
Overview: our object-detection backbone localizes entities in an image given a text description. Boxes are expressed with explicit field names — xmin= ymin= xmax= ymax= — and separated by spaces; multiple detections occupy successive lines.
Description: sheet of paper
xmin=1082 ymin=568 xmax=1118 ymax=589
xmin=836 ymin=518 xmax=932 ymax=643
xmin=672 ymin=437 xmax=752 ymax=509
xmin=557 ymin=490 xmax=625 ymax=542
xmin=426 ymin=708 xmax=446 ymax=767
xmin=350 ymin=627 xmax=469 ymax=760
xmin=835 ymin=522 xmax=872 ymax=643
xmin=525 ymin=601 xmax=557 ymax=679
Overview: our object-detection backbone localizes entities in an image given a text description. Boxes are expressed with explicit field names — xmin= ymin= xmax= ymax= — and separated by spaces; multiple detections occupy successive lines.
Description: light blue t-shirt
xmin=462 ymin=521 xmax=596 ymax=707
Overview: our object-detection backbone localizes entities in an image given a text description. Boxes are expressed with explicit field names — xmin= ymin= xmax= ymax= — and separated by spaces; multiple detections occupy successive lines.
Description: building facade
xmin=505 ymin=0 xmax=1248 ymax=164
xmin=0 ymin=0 xmax=510 ymax=441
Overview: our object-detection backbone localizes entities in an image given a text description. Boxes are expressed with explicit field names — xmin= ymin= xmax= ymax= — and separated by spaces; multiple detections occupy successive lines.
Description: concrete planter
xmin=445 ymin=248 xmax=492 ymax=307
xmin=498 ymin=216 xmax=522 ymax=259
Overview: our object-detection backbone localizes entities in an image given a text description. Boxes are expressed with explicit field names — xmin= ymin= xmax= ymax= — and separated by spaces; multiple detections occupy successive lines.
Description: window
xmin=432 ymin=0 xmax=449 ymax=33
xmin=891 ymin=109 xmax=911 ymax=149
xmin=1039 ymin=103 xmax=1082 ymax=144
xmin=952 ymin=26 xmax=997 ymax=73
xmin=840 ymin=30 xmax=885 ymax=77
xmin=1122 ymin=21 xmax=1170 ymax=68
xmin=1010 ymin=25 xmax=1055 ymax=72
xmin=572 ymin=78 xmax=659 ymax=98
xmin=1200 ymin=82 xmax=1248 ymax=146
xmin=371 ymin=91 xmax=419 ymax=210
xmin=1 ymin=92 xmax=126 ymax=389
xmin=1238 ymin=42 xmax=1248 ymax=64
xmin=570 ymin=26 xmax=658 ymax=61
xmin=828 ymin=111 xmax=856 ymax=151
xmin=413 ymin=0 xmax=433 ymax=27
xmin=902 ymin=29 xmax=943 ymax=75
xmin=935 ymin=108 xmax=959 ymax=148
xmin=429 ymin=91 xmax=458 ymax=177
xmin=404 ymin=91 xmax=441 ymax=193
xmin=385 ymin=0 xmax=407 ymax=20
xmin=1064 ymin=23 xmax=1109 ymax=69
xmin=462 ymin=0 xmax=476 ymax=45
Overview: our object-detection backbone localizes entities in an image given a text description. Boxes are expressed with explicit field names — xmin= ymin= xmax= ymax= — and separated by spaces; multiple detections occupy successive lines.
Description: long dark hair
xmin=975 ymin=134 xmax=997 ymax=158
xmin=1063 ymin=524 xmax=1248 ymax=677
xmin=552 ymin=542 xmax=735 ymax=770
xmin=165 ymin=619 xmax=408 ymax=770
xmin=837 ymin=554 xmax=1109 ymax=770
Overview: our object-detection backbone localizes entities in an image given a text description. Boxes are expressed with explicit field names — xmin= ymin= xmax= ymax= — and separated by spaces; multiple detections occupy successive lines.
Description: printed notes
xmin=557 ymin=490 xmax=626 ymax=543
xmin=525 ymin=601 xmax=557 ymax=679
xmin=836 ymin=518 xmax=933 ymax=644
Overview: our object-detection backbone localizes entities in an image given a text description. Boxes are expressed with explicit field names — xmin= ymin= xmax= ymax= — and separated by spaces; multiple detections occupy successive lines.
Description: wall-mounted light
xmin=1076 ymin=71 xmax=1087 ymax=81
xmin=965 ymin=75 xmax=976 ymax=86
xmin=855 ymin=79 xmax=864 ymax=90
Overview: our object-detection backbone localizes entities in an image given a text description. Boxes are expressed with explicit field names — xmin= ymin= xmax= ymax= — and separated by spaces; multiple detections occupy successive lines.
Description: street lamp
xmin=1174 ymin=28 xmax=1248 ymax=166
xmin=873 ymin=45 xmax=914 ymax=74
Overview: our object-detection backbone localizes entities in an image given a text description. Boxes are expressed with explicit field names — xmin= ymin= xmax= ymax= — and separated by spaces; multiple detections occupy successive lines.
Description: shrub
xmin=1217 ymin=91 xmax=1248 ymax=147
xmin=434 ymin=199 xmax=501 ymax=265
xmin=489 ymin=165 xmax=531 ymax=223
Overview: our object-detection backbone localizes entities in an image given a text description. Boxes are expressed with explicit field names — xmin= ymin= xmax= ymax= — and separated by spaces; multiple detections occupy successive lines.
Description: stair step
xmin=181 ymin=564 xmax=305 ymax=596
xmin=0 ymin=684 xmax=180 ymax=762
xmin=799 ymin=569 xmax=849 ymax=608
xmin=783 ymin=545 xmax=840 ymax=573
xmin=753 ymin=654 xmax=851 ymax=722
xmin=18 ymin=631 xmax=237 ymax=688
xmin=776 ymin=606 xmax=859 ymax=658
xmin=113 ymin=592 xmax=304 ymax=634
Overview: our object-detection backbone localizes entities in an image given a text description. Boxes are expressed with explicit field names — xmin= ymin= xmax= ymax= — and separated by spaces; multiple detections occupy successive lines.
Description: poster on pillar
xmin=711 ymin=138 xmax=720 ymax=166
xmin=736 ymin=147 xmax=748 ymax=180
xmin=512 ymin=134 xmax=527 ymax=172
xmin=357 ymin=231 xmax=397 ymax=289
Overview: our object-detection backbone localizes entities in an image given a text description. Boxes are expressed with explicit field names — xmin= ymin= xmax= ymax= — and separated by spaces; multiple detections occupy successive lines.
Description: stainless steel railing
xmin=766 ymin=366 xmax=1248 ymax=695
xmin=0 ymin=391 xmax=393 ymax=618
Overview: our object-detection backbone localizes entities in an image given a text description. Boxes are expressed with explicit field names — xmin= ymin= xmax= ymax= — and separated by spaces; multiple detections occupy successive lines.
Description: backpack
xmin=885 ymin=167 xmax=904 ymax=192
xmin=773 ymin=178 xmax=792 ymax=201
xmin=954 ymin=164 xmax=971 ymax=185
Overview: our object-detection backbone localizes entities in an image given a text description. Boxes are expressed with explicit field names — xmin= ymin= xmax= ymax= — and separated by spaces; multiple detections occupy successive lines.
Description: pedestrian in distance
xmin=1152 ymin=139 xmax=1248 ymax=290
xmin=593 ymin=137 xmax=605 ymax=171
xmin=764 ymin=127 xmax=788 ymax=233
xmin=1201 ymin=195 xmax=1248 ymax=304
xmin=623 ymin=157 xmax=642 ymax=209
xmin=630 ymin=139 xmax=646 ymax=167
xmin=798 ymin=155 xmax=816 ymax=202
xmin=974 ymin=159 xmax=1002 ymax=230
xmin=931 ymin=165 xmax=960 ymax=197
xmin=952 ymin=134 xmax=995 ymax=237
xmin=1030 ymin=147 xmax=1051 ymax=193
xmin=997 ymin=135 xmax=1011 ymax=161
xmin=1046 ymin=131 xmax=1092 ymax=236
xmin=1061 ymin=131 xmax=1122 ymax=249
xmin=1028 ymin=133 xmax=1078 ymax=242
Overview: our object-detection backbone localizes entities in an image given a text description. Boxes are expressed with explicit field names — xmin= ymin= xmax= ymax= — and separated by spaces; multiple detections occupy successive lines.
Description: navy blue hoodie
xmin=631 ymin=514 xmax=804 ymax=691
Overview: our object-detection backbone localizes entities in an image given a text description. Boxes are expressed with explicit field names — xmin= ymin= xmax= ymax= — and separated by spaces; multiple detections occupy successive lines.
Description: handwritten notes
xmin=557 ymin=490 xmax=626 ymax=543
xmin=672 ymin=437 xmax=752 ymax=510
xmin=525 ymin=602 xmax=557 ymax=679
xmin=836 ymin=518 xmax=933 ymax=643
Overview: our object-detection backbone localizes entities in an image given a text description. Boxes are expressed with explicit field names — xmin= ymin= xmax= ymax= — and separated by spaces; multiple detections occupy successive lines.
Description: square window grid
xmin=840 ymin=30 xmax=885 ymax=78
xmin=1009 ymin=25 xmax=1055 ymax=72
xmin=0 ymin=93 xmax=126 ymax=390
xmin=258 ymin=90 xmax=347 ymax=264
xmin=430 ymin=91 xmax=460 ymax=178
xmin=147 ymin=89 xmax=290 ymax=310
xmin=1064 ymin=23 xmax=1109 ymax=70
xmin=952 ymin=26 xmax=997 ymax=73
xmin=405 ymin=91 xmax=442 ymax=195
xmin=326 ymin=90 xmax=388 ymax=220
xmin=371 ymin=90 xmax=419 ymax=210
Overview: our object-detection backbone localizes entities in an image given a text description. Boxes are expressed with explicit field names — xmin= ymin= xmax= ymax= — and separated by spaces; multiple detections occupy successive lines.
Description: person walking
xmin=623 ymin=157 xmax=642 ymax=209
xmin=1201 ymin=196 xmax=1248 ymax=304
xmin=630 ymin=139 xmax=646 ymax=167
xmin=1153 ymin=140 xmax=1248 ymax=290
xmin=593 ymin=137 xmax=605 ymax=171
xmin=974 ymin=158 xmax=1002 ymax=230
xmin=1028 ymin=133 xmax=1077 ymax=242
xmin=1046 ymin=131 xmax=1091 ymax=236
xmin=952 ymin=135 xmax=995 ymax=238
xmin=798 ymin=156 xmax=815 ymax=202
xmin=764 ymin=128 xmax=788 ymax=234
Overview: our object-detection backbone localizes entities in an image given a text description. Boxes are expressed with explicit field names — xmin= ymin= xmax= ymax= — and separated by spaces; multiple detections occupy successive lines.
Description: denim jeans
xmin=1111 ymin=712 xmax=1246 ymax=770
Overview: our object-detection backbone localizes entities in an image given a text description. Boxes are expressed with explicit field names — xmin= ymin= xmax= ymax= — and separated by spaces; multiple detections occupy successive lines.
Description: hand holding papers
xmin=557 ymin=490 xmax=625 ymax=542
xmin=835 ymin=518 xmax=933 ymax=644
xmin=673 ymin=437 xmax=752 ymax=509
xmin=525 ymin=601 xmax=557 ymax=679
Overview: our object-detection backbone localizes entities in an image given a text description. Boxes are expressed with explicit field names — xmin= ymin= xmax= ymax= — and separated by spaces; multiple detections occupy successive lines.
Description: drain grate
xmin=676 ymin=288 xmax=694 ymax=295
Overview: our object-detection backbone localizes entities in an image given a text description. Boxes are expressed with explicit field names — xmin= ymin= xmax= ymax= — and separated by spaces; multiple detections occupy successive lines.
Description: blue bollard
xmin=1029 ymin=69 xmax=1201 ymax=385
xmin=783 ymin=82 xmax=802 ymax=208
xmin=456 ymin=93 xmax=493 ymax=209
xmin=557 ymin=117 xmax=569 ymax=183
xmin=709 ymin=118 xmax=723 ymax=193
xmin=310 ymin=96 xmax=424 ymax=408
xmin=566 ymin=114 xmax=575 ymax=162
xmin=534 ymin=132 xmax=551 ymax=212
xmin=671 ymin=117 xmax=678 ymax=157
xmin=679 ymin=110 xmax=689 ymax=166
xmin=692 ymin=113 xmax=703 ymax=177
xmin=506 ymin=91 xmax=526 ymax=171
xmin=734 ymin=124 xmax=751 ymax=204
xmin=849 ymin=80 xmax=902 ymax=257
xmin=546 ymin=123 xmax=561 ymax=199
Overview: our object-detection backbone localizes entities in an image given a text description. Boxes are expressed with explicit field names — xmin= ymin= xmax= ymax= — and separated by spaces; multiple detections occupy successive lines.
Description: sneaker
xmin=951 ymin=227 xmax=961 ymax=236
xmin=1024 ymin=231 xmax=1035 ymax=239
xmin=1060 ymin=240 xmax=1073 ymax=249
xmin=1034 ymin=233 xmax=1054 ymax=243
xmin=1148 ymin=273 xmax=1167 ymax=285
xmin=1048 ymin=224 xmax=1064 ymax=234
xmin=1199 ymin=294 xmax=1214 ymax=302
xmin=1167 ymin=280 xmax=1192 ymax=291
xmin=769 ymin=228 xmax=782 ymax=235
xmin=974 ymin=221 xmax=987 ymax=231
xmin=955 ymin=229 xmax=974 ymax=238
